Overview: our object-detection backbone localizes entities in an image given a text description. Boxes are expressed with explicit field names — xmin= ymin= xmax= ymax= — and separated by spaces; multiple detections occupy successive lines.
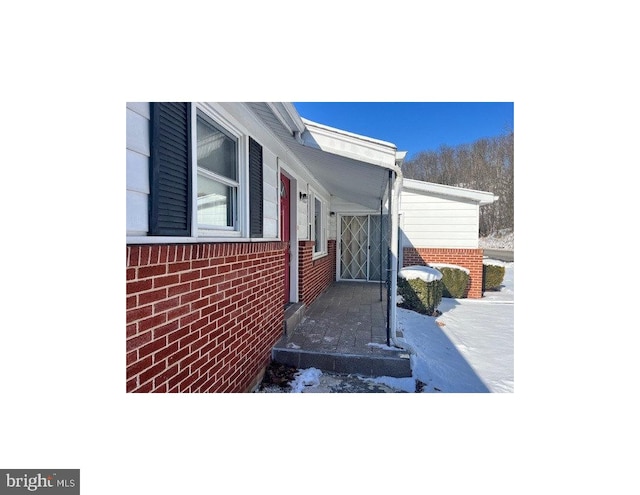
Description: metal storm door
xmin=340 ymin=215 xmax=389 ymax=281
xmin=368 ymin=214 xmax=389 ymax=282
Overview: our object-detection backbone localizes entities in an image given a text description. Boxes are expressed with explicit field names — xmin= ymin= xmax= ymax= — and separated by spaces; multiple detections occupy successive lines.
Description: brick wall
xmin=298 ymin=240 xmax=336 ymax=306
xmin=403 ymin=247 xmax=484 ymax=299
xmin=126 ymin=242 xmax=286 ymax=393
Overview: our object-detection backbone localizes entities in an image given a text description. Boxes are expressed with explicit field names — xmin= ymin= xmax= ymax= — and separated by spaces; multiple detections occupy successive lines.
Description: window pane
xmin=197 ymin=113 xmax=237 ymax=181
xmin=314 ymin=197 xmax=322 ymax=253
xmin=197 ymin=174 xmax=235 ymax=227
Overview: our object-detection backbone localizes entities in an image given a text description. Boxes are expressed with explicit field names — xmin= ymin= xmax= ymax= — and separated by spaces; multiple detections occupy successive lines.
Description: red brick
xmin=138 ymin=265 xmax=167 ymax=279
xmin=179 ymin=331 xmax=200 ymax=349
xmin=154 ymin=296 xmax=180 ymax=314
xmin=168 ymin=283 xmax=191 ymax=297
xmin=126 ymin=323 xmax=138 ymax=338
xmin=127 ymin=279 xmax=153 ymax=294
xmin=191 ymin=374 xmax=209 ymax=391
xmin=126 ymin=350 xmax=137 ymax=366
xmin=126 ymin=295 xmax=137 ymax=310
xmin=179 ymin=371 xmax=199 ymax=391
xmin=154 ymin=364 xmax=179 ymax=388
xmin=138 ymin=288 xmax=168 ymax=306
xmin=139 ymin=360 xmax=167 ymax=385
xmin=138 ymin=336 xmax=168 ymax=359
xmin=153 ymin=319 xmax=180 ymax=340
xmin=167 ymin=347 xmax=189 ymax=367
xmin=168 ymin=261 xmax=191 ymax=273
xmin=180 ymin=270 xmax=200 ymax=283
xmin=167 ymin=305 xmax=191 ymax=322
xmin=192 ymin=259 xmax=208 ymax=269
xmin=155 ymin=342 xmax=179 ymax=363
xmin=154 ymin=274 xmax=180 ymax=289
xmin=191 ymin=297 xmax=210 ymax=312
xmin=138 ymin=313 xmax=168 ymax=333
xmin=126 ymin=378 xmax=137 ymax=392
xmin=168 ymin=368 xmax=190 ymax=389
xmin=180 ymin=291 xmax=200 ymax=305
xmin=134 ymin=381 xmax=154 ymax=393
xmin=127 ymin=305 xmax=152 ymax=324
xmin=126 ymin=331 xmax=151 ymax=352
xmin=127 ymin=355 xmax=153 ymax=379
xmin=125 ymin=241 xmax=288 ymax=393
xmin=139 ymin=246 xmax=152 ymax=265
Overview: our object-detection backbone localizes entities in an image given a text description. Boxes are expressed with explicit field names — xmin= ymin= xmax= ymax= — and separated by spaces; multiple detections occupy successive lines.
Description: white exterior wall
xmin=126 ymin=103 xmax=151 ymax=236
xmin=126 ymin=102 xmax=333 ymax=243
xmin=262 ymin=148 xmax=279 ymax=239
xmin=399 ymin=189 xmax=480 ymax=249
xmin=297 ymin=185 xmax=309 ymax=240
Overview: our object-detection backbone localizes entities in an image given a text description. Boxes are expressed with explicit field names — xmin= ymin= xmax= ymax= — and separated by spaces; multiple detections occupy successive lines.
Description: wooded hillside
xmin=401 ymin=131 xmax=513 ymax=236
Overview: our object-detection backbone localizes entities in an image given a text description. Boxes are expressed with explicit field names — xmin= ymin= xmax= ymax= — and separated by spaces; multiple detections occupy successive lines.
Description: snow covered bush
xmin=397 ymin=266 xmax=443 ymax=316
xmin=483 ymin=263 xmax=505 ymax=291
xmin=428 ymin=263 xmax=469 ymax=298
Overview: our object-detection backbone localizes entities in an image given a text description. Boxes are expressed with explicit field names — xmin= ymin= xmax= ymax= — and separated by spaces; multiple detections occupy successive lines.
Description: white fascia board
xmin=402 ymin=178 xmax=498 ymax=205
xmin=301 ymin=118 xmax=399 ymax=170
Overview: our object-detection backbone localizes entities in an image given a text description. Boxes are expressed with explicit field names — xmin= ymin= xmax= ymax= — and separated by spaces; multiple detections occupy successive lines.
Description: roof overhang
xmin=291 ymin=118 xmax=401 ymax=209
xmin=250 ymin=104 xmax=402 ymax=210
xmin=301 ymin=118 xmax=399 ymax=169
xmin=402 ymin=178 xmax=499 ymax=205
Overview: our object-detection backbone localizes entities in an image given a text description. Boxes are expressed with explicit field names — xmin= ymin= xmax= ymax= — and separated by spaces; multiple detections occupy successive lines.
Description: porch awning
xmin=296 ymin=119 xmax=401 ymax=210
xmin=251 ymin=103 xmax=403 ymax=210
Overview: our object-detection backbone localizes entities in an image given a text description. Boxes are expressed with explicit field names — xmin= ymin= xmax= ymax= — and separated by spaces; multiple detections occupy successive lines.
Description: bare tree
xmin=402 ymin=131 xmax=514 ymax=237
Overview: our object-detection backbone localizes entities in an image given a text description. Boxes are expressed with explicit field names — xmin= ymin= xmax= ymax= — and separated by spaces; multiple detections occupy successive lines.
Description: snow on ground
xmin=479 ymin=228 xmax=514 ymax=250
xmin=282 ymin=259 xmax=514 ymax=393
xmin=289 ymin=368 xmax=323 ymax=392
xmin=398 ymin=259 xmax=514 ymax=392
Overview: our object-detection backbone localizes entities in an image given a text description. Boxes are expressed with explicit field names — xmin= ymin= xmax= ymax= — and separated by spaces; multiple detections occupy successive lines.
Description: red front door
xmin=280 ymin=174 xmax=291 ymax=305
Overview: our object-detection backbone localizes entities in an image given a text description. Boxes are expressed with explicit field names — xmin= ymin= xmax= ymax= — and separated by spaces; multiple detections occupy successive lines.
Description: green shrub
xmin=431 ymin=265 xmax=469 ymax=298
xmin=397 ymin=276 xmax=443 ymax=316
xmin=483 ymin=263 xmax=505 ymax=291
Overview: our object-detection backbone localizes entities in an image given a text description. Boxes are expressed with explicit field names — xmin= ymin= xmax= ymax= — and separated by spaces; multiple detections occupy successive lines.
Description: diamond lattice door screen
xmin=368 ymin=214 xmax=389 ymax=281
xmin=340 ymin=215 xmax=389 ymax=281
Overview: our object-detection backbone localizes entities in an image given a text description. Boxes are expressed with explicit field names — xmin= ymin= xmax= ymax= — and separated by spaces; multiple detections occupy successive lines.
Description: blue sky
xmin=293 ymin=102 xmax=513 ymax=160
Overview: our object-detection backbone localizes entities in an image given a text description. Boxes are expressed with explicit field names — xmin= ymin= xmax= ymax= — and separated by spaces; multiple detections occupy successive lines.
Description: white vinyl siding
xmin=262 ymin=148 xmax=279 ymax=239
xmin=126 ymin=103 xmax=150 ymax=236
xmin=400 ymin=190 xmax=480 ymax=248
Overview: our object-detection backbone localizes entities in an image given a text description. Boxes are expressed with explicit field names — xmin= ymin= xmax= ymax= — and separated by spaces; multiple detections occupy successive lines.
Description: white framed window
xmin=193 ymin=106 xmax=246 ymax=238
xmin=141 ymin=102 xmax=264 ymax=242
xmin=310 ymin=189 xmax=327 ymax=257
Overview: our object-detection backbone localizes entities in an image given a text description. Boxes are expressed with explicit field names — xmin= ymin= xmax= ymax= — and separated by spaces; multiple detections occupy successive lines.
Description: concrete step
xmin=271 ymin=344 xmax=412 ymax=378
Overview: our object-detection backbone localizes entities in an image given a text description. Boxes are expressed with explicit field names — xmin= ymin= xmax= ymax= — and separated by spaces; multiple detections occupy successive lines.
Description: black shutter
xmin=249 ymin=137 xmax=263 ymax=238
xmin=149 ymin=102 xmax=192 ymax=236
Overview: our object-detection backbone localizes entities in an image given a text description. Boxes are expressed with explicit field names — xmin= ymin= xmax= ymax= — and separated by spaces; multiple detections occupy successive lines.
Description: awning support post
xmin=379 ymin=198 xmax=383 ymax=302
